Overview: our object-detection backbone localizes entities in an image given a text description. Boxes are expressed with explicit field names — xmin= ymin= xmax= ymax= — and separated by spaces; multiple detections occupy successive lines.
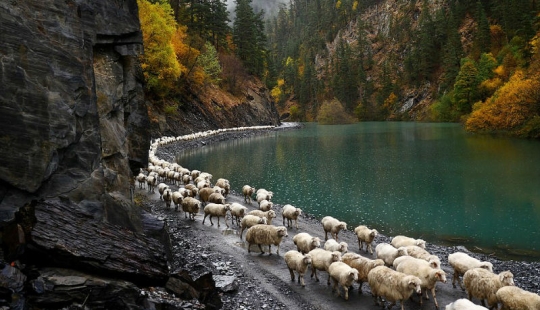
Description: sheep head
xmin=348 ymin=269 xmax=359 ymax=282
xmin=371 ymin=259 xmax=385 ymax=268
xmin=276 ymin=227 xmax=288 ymax=238
xmin=499 ymin=271 xmax=514 ymax=286
xmin=303 ymin=254 xmax=312 ymax=265
xmin=435 ymin=269 xmax=447 ymax=283
xmin=331 ymin=252 xmax=342 ymax=262
xmin=407 ymin=276 xmax=422 ymax=294
xmin=480 ymin=262 xmax=493 ymax=272
xmin=416 ymin=239 xmax=426 ymax=249
xmin=311 ymin=237 xmax=321 ymax=248
xmin=427 ymin=255 xmax=441 ymax=269
xmin=295 ymin=208 xmax=302 ymax=216
xmin=339 ymin=222 xmax=347 ymax=231
xmin=370 ymin=229 xmax=378 ymax=238
xmin=397 ymin=247 xmax=409 ymax=257
xmin=339 ymin=242 xmax=348 ymax=253
xmin=267 ymin=210 xmax=277 ymax=218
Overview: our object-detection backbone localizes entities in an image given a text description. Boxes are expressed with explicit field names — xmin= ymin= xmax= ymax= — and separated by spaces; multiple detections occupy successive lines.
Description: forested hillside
xmin=139 ymin=0 xmax=540 ymax=138
xmin=265 ymin=0 xmax=540 ymax=138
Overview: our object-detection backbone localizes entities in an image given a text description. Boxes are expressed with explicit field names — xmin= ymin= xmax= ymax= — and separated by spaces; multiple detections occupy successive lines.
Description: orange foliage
xmin=466 ymin=71 xmax=540 ymax=133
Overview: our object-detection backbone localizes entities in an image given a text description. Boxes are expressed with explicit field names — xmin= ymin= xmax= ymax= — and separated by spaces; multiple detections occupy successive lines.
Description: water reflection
xmin=177 ymin=122 xmax=540 ymax=261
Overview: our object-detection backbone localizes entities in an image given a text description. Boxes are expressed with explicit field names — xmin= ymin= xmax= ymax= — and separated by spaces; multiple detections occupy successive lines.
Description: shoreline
xmin=150 ymin=122 xmax=540 ymax=306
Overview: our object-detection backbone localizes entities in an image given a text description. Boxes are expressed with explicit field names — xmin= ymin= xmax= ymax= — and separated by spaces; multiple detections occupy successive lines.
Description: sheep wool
xmin=308 ymin=248 xmax=342 ymax=285
xmin=391 ymin=235 xmax=426 ymax=249
xmin=341 ymin=252 xmax=384 ymax=293
xmin=229 ymin=203 xmax=248 ymax=227
xmin=181 ymin=197 xmax=201 ymax=221
xmin=448 ymin=252 xmax=494 ymax=290
xmin=242 ymin=185 xmax=256 ymax=204
xmin=354 ymin=225 xmax=378 ymax=254
xmin=245 ymin=225 xmax=288 ymax=255
xmin=463 ymin=268 xmax=514 ymax=309
xmin=321 ymin=216 xmax=347 ymax=241
xmin=375 ymin=243 xmax=409 ymax=266
xmin=284 ymin=250 xmax=312 ymax=287
xmin=405 ymin=245 xmax=441 ymax=269
xmin=496 ymin=285 xmax=540 ymax=310
xmin=445 ymin=298 xmax=488 ymax=310
xmin=293 ymin=232 xmax=321 ymax=254
xmin=203 ymin=203 xmax=231 ymax=228
xmin=328 ymin=262 xmax=359 ymax=301
xmin=368 ymin=266 xmax=422 ymax=310
xmin=247 ymin=210 xmax=277 ymax=225
xmin=282 ymin=204 xmax=302 ymax=229
xmin=396 ymin=257 xmax=447 ymax=308
xmin=239 ymin=215 xmax=267 ymax=240
xmin=324 ymin=239 xmax=348 ymax=254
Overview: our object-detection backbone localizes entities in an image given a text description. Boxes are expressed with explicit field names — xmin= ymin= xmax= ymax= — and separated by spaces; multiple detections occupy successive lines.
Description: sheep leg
xmin=209 ymin=215 xmax=214 ymax=226
xmin=311 ymin=267 xmax=319 ymax=281
xmin=358 ymin=240 xmax=362 ymax=251
xmin=343 ymin=285 xmax=349 ymax=301
xmin=327 ymin=273 xmax=331 ymax=285
xmin=331 ymin=278 xmax=340 ymax=296
xmin=299 ymin=272 xmax=305 ymax=287
xmin=216 ymin=216 xmax=220 ymax=227
xmin=202 ymin=214 xmax=208 ymax=225
xmin=430 ymin=288 xmax=439 ymax=309
xmin=288 ymin=268 xmax=295 ymax=282
xmin=295 ymin=219 xmax=298 ymax=230
xmin=324 ymin=231 xmax=328 ymax=241
xmin=224 ymin=216 xmax=229 ymax=228
xmin=257 ymin=244 xmax=264 ymax=254
xmin=368 ymin=244 xmax=373 ymax=255
xmin=451 ymin=271 xmax=459 ymax=289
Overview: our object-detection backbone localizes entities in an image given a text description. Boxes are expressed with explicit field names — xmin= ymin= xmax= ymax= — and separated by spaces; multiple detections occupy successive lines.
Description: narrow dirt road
xmin=142 ymin=186 xmax=472 ymax=310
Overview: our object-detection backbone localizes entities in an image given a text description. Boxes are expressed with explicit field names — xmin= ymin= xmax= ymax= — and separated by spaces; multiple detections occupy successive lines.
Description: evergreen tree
xmin=453 ymin=58 xmax=480 ymax=114
xmin=233 ymin=0 xmax=267 ymax=77
xmin=475 ymin=1 xmax=491 ymax=54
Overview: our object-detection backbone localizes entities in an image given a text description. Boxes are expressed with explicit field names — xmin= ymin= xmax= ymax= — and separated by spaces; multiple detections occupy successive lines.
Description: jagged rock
xmin=28 ymin=199 xmax=168 ymax=285
xmin=166 ymin=271 xmax=223 ymax=310
xmin=213 ymin=275 xmax=239 ymax=293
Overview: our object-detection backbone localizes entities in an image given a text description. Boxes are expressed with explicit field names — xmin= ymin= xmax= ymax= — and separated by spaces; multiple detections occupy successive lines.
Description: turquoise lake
xmin=176 ymin=122 xmax=540 ymax=261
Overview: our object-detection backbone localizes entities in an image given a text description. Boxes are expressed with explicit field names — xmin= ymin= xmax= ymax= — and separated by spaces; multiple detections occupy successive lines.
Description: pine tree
xmin=233 ymin=0 xmax=267 ymax=77
xmin=453 ymin=58 xmax=480 ymax=114
xmin=475 ymin=1 xmax=491 ymax=54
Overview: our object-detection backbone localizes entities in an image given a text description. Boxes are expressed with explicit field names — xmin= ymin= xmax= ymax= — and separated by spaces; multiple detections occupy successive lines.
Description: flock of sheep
xmin=136 ymin=125 xmax=540 ymax=310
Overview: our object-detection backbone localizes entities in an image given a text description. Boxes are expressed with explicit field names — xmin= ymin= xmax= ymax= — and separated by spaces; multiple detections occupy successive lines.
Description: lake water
xmin=176 ymin=122 xmax=540 ymax=261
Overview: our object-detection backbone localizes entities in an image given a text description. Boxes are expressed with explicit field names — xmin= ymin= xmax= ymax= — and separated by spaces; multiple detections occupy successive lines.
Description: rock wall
xmin=0 ymin=0 xmax=149 ymax=230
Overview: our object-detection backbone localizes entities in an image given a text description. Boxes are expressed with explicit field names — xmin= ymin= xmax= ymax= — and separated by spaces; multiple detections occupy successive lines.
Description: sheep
xmin=182 ymin=174 xmax=191 ymax=185
xmin=163 ymin=189 xmax=173 ymax=209
xmin=202 ymin=203 xmax=231 ymax=228
xmin=239 ymin=215 xmax=267 ymax=240
xmin=256 ymin=190 xmax=273 ymax=203
xmin=496 ymin=286 xmax=540 ymax=310
xmin=324 ymin=239 xmax=348 ymax=254
xmin=212 ymin=185 xmax=226 ymax=196
xmin=282 ymin=204 xmax=302 ymax=229
xmin=215 ymin=178 xmax=230 ymax=197
xmin=293 ymin=232 xmax=321 ymax=254
xmin=328 ymin=262 xmax=359 ymax=301
xmin=391 ymin=235 xmax=426 ymax=249
xmin=375 ymin=243 xmax=409 ymax=266
xmin=181 ymin=197 xmax=201 ymax=221
xmin=208 ymin=192 xmax=226 ymax=205
xmin=463 ymin=268 xmax=514 ymax=309
xmin=247 ymin=210 xmax=277 ymax=225
xmin=353 ymin=225 xmax=378 ymax=254
xmin=157 ymin=183 xmax=169 ymax=200
xmin=197 ymin=179 xmax=211 ymax=190
xmin=308 ymin=248 xmax=342 ymax=285
xmin=368 ymin=266 xmax=422 ymax=310
xmin=242 ymin=185 xmax=256 ymax=204
xmin=341 ymin=252 xmax=384 ymax=293
xmin=136 ymin=173 xmax=147 ymax=189
xmin=284 ymin=250 xmax=312 ymax=287
xmin=396 ymin=256 xmax=447 ymax=309
xmin=229 ymin=203 xmax=248 ymax=227
xmin=258 ymin=199 xmax=273 ymax=211
xmin=448 ymin=252 xmax=494 ymax=290
xmin=245 ymin=224 xmax=288 ymax=255
xmin=198 ymin=187 xmax=218 ymax=205
xmin=405 ymin=245 xmax=441 ymax=269
xmin=146 ymin=175 xmax=157 ymax=192
xmin=445 ymin=298 xmax=488 ymax=310
xmin=172 ymin=191 xmax=183 ymax=211
xmin=321 ymin=216 xmax=347 ymax=241
xmin=191 ymin=169 xmax=201 ymax=179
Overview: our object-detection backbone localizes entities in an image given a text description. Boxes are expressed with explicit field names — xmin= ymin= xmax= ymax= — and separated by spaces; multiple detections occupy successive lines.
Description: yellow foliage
xmin=317 ymin=98 xmax=356 ymax=125
xmin=352 ymin=1 xmax=358 ymax=11
xmin=335 ymin=0 xmax=342 ymax=9
xmin=466 ymin=71 xmax=540 ymax=133
xmin=277 ymin=78 xmax=285 ymax=87
xmin=494 ymin=65 xmax=506 ymax=78
xmin=271 ymin=85 xmax=283 ymax=102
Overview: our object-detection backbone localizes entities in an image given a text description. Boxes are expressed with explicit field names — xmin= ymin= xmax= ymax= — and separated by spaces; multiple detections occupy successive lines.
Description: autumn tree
xmin=137 ymin=0 xmax=183 ymax=97
xmin=317 ymin=98 xmax=356 ymax=125
xmin=453 ymin=58 xmax=480 ymax=114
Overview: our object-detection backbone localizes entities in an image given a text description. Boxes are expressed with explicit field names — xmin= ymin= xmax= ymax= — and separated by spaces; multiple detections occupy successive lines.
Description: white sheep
xmin=293 ymin=232 xmax=321 ymax=254
xmin=375 ymin=243 xmax=409 ymax=266
xmin=445 ymin=298 xmax=488 ymax=310
xmin=321 ymin=216 xmax=347 ymax=241
xmin=214 ymin=178 xmax=230 ymax=197
xmin=181 ymin=197 xmax=201 ymax=221
xmin=198 ymin=187 xmax=217 ymax=205
xmin=328 ymin=262 xmax=359 ymax=301
xmin=448 ymin=252 xmax=494 ymax=290
xmin=258 ymin=199 xmax=273 ymax=211
xmin=496 ymin=285 xmax=540 ymax=310
xmin=182 ymin=174 xmax=191 ymax=185
xmin=202 ymin=203 xmax=231 ymax=228
xmin=163 ymin=189 xmax=173 ymax=209
xmin=146 ymin=175 xmax=157 ymax=192
xmin=282 ymin=204 xmax=302 ymax=229
xmin=396 ymin=256 xmax=447 ymax=309
xmin=324 ymin=239 xmax=348 ymax=254
xmin=157 ymin=183 xmax=169 ymax=200
xmin=463 ymin=268 xmax=514 ymax=309
xmin=242 ymin=185 xmax=256 ymax=204
xmin=341 ymin=252 xmax=384 ymax=293
xmin=284 ymin=250 xmax=312 ymax=287
xmin=391 ymin=235 xmax=426 ymax=249
xmin=229 ymin=203 xmax=248 ymax=227
xmin=256 ymin=190 xmax=273 ymax=203
xmin=136 ymin=173 xmax=146 ymax=189
xmin=239 ymin=215 xmax=267 ymax=240
xmin=368 ymin=265 xmax=422 ymax=310
xmin=208 ymin=192 xmax=226 ymax=205
xmin=308 ymin=248 xmax=342 ymax=285
xmin=247 ymin=210 xmax=277 ymax=225
xmin=245 ymin=225 xmax=288 ymax=255
xmin=405 ymin=245 xmax=441 ymax=269
xmin=172 ymin=191 xmax=183 ymax=211
xmin=353 ymin=225 xmax=378 ymax=254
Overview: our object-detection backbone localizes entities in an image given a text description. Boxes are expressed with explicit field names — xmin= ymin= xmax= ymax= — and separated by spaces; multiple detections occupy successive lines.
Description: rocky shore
xmin=147 ymin=123 xmax=540 ymax=310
